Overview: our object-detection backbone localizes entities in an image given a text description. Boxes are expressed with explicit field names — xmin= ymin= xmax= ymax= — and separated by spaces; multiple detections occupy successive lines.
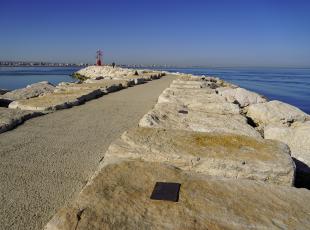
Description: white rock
xmin=139 ymin=103 xmax=261 ymax=138
xmin=76 ymin=66 xmax=164 ymax=81
xmin=265 ymin=121 xmax=310 ymax=173
xmin=105 ymin=127 xmax=295 ymax=185
xmin=0 ymin=81 xmax=55 ymax=101
xmin=219 ymin=87 xmax=267 ymax=107
xmin=0 ymin=107 xmax=43 ymax=133
xmin=247 ymin=100 xmax=309 ymax=126
xmin=9 ymin=89 xmax=102 ymax=112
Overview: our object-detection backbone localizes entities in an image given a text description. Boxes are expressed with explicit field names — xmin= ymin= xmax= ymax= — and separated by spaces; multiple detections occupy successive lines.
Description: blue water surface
xmin=0 ymin=67 xmax=82 ymax=90
xmin=0 ymin=66 xmax=309 ymax=114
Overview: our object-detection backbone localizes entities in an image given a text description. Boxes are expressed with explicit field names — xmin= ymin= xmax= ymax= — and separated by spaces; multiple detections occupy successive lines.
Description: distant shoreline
xmin=0 ymin=65 xmax=86 ymax=68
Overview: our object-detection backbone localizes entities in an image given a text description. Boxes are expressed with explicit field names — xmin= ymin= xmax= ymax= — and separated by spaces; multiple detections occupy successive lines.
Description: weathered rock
xmin=0 ymin=89 xmax=10 ymax=95
xmin=157 ymin=88 xmax=240 ymax=114
xmin=9 ymin=89 xmax=102 ymax=111
xmin=105 ymin=127 xmax=295 ymax=185
xmin=0 ymin=81 xmax=55 ymax=102
xmin=218 ymin=87 xmax=267 ymax=107
xmin=170 ymin=80 xmax=215 ymax=89
xmin=139 ymin=103 xmax=261 ymax=138
xmin=157 ymin=87 xmax=217 ymax=104
xmin=75 ymin=66 xmax=164 ymax=80
xmin=265 ymin=122 xmax=310 ymax=171
xmin=56 ymin=80 xmax=129 ymax=93
xmin=57 ymin=82 xmax=71 ymax=87
xmin=133 ymin=78 xmax=146 ymax=85
xmin=141 ymin=72 xmax=162 ymax=80
xmin=0 ymin=107 xmax=43 ymax=133
xmin=44 ymin=160 xmax=310 ymax=230
xmin=247 ymin=100 xmax=309 ymax=126
xmin=188 ymin=102 xmax=241 ymax=115
xmin=173 ymin=76 xmax=238 ymax=88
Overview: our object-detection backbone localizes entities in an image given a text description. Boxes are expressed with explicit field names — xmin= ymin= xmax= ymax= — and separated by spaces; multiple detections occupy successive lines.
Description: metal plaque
xmin=150 ymin=182 xmax=181 ymax=202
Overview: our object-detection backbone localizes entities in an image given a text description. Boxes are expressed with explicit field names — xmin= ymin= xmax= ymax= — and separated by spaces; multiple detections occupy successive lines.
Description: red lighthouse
xmin=96 ymin=49 xmax=103 ymax=66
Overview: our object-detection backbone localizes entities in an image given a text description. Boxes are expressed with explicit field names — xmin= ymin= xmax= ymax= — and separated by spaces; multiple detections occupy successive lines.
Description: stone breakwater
xmin=0 ymin=66 xmax=165 ymax=134
xmin=45 ymin=73 xmax=310 ymax=229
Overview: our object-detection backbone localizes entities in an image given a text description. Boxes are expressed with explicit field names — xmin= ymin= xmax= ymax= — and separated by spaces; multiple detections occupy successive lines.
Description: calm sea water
xmin=0 ymin=67 xmax=81 ymax=90
xmin=0 ymin=66 xmax=309 ymax=114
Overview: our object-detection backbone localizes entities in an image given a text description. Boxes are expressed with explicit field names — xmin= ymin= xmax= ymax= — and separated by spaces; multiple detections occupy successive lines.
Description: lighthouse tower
xmin=96 ymin=49 xmax=103 ymax=66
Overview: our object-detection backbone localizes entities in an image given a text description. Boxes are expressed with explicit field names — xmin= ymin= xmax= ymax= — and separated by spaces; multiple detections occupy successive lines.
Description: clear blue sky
xmin=1 ymin=0 xmax=310 ymax=67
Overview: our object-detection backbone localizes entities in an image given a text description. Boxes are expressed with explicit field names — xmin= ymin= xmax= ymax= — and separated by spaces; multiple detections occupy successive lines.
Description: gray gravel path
xmin=0 ymin=76 xmax=174 ymax=230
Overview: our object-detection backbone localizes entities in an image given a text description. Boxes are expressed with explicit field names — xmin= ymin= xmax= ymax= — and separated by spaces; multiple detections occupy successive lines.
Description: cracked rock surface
xmin=105 ymin=127 xmax=295 ymax=186
xmin=0 ymin=107 xmax=43 ymax=133
xmin=44 ymin=160 xmax=310 ymax=230
xmin=0 ymin=81 xmax=56 ymax=101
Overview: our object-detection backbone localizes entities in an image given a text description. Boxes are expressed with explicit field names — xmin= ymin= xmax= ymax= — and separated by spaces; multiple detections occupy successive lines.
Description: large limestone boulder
xmin=56 ymin=80 xmax=129 ymax=93
xmin=139 ymin=103 xmax=261 ymax=138
xmin=187 ymin=102 xmax=241 ymax=115
xmin=265 ymin=122 xmax=310 ymax=171
xmin=0 ymin=81 xmax=55 ymax=102
xmin=174 ymin=75 xmax=238 ymax=88
xmin=157 ymin=88 xmax=240 ymax=115
xmin=247 ymin=100 xmax=309 ymax=126
xmin=44 ymin=160 xmax=310 ymax=230
xmin=105 ymin=128 xmax=295 ymax=185
xmin=170 ymin=79 xmax=218 ymax=89
xmin=158 ymin=87 xmax=220 ymax=104
xmin=218 ymin=87 xmax=267 ymax=107
xmin=0 ymin=107 xmax=43 ymax=133
xmin=9 ymin=88 xmax=102 ymax=112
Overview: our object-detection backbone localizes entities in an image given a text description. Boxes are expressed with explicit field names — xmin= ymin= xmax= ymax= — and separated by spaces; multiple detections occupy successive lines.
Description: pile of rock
xmin=139 ymin=78 xmax=263 ymax=138
xmin=44 ymin=75 xmax=310 ymax=229
xmin=0 ymin=67 xmax=165 ymax=133
xmin=0 ymin=81 xmax=55 ymax=107
xmin=246 ymin=100 xmax=310 ymax=186
xmin=75 ymin=65 xmax=164 ymax=82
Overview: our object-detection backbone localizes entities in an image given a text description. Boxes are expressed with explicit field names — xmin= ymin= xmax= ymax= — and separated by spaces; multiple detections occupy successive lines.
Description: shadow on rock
xmin=293 ymin=157 xmax=310 ymax=190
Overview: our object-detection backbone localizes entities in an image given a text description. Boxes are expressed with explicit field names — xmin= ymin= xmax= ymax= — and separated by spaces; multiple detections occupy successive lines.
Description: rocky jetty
xmin=139 ymin=79 xmax=262 ymax=138
xmin=246 ymin=100 xmax=310 ymax=186
xmin=0 ymin=66 xmax=165 ymax=132
xmin=45 ymin=73 xmax=310 ymax=229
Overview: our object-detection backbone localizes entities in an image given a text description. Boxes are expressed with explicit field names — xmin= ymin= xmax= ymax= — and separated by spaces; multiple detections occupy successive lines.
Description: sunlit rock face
xmin=218 ymin=87 xmax=267 ymax=107
xmin=44 ymin=160 xmax=310 ymax=230
xmin=139 ymin=102 xmax=261 ymax=138
xmin=75 ymin=65 xmax=164 ymax=81
xmin=0 ymin=107 xmax=43 ymax=133
xmin=265 ymin=122 xmax=310 ymax=174
xmin=0 ymin=81 xmax=56 ymax=101
xmin=247 ymin=100 xmax=309 ymax=127
xmin=105 ymin=127 xmax=295 ymax=186
xmin=8 ymin=89 xmax=103 ymax=111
